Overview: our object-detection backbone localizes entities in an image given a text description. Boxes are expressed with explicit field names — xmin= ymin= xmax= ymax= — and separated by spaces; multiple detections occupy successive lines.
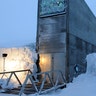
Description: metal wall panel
xmin=38 ymin=15 xmax=67 ymax=53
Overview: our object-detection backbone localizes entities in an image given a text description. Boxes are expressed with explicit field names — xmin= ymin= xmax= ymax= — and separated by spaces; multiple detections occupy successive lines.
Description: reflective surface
xmin=40 ymin=0 xmax=65 ymax=16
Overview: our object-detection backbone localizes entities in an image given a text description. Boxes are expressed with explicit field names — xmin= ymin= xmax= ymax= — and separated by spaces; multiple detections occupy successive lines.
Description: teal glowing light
xmin=40 ymin=0 xmax=65 ymax=16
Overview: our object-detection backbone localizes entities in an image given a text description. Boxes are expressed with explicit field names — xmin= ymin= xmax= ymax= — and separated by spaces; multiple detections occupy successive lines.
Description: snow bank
xmin=0 ymin=43 xmax=37 ymax=89
xmin=58 ymin=53 xmax=96 ymax=96
xmin=86 ymin=53 xmax=96 ymax=75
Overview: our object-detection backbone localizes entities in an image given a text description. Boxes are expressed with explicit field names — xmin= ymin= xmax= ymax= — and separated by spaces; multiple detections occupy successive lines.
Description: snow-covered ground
xmin=0 ymin=53 xmax=96 ymax=96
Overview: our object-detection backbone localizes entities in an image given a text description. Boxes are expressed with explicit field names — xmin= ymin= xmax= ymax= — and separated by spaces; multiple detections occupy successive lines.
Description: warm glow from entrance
xmin=40 ymin=57 xmax=46 ymax=64
xmin=0 ymin=47 xmax=37 ymax=83
xmin=40 ymin=54 xmax=51 ymax=72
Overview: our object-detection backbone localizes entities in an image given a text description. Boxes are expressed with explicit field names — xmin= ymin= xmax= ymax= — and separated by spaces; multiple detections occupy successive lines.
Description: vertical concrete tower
xmin=36 ymin=0 xmax=96 ymax=82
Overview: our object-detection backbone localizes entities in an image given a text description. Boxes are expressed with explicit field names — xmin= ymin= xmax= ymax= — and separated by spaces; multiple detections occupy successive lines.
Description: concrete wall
xmin=69 ymin=0 xmax=96 ymax=45
xmin=38 ymin=15 xmax=67 ymax=53
xmin=68 ymin=0 xmax=96 ymax=81
xmin=37 ymin=15 xmax=67 ymax=78
xmin=37 ymin=0 xmax=96 ymax=82
xmin=37 ymin=0 xmax=67 ymax=80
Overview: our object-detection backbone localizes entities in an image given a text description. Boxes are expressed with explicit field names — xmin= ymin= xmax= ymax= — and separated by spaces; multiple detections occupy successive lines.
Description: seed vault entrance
xmin=36 ymin=0 xmax=68 ymax=81
xmin=36 ymin=0 xmax=96 ymax=82
xmin=39 ymin=53 xmax=66 ymax=80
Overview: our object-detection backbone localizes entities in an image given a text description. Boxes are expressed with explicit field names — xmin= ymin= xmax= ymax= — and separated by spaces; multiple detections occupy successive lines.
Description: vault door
xmin=53 ymin=53 xmax=66 ymax=79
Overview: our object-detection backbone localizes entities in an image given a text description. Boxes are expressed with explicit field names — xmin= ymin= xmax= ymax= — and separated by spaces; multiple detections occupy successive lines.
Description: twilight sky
xmin=0 ymin=0 xmax=96 ymax=48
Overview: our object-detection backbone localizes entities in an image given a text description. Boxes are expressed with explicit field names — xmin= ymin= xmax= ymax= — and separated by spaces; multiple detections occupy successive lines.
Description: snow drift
xmin=0 ymin=43 xmax=37 ymax=88
xmin=58 ymin=53 xmax=96 ymax=96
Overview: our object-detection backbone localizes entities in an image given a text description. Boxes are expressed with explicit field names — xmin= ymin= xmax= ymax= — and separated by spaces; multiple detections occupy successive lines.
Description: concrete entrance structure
xmin=36 ymin=0 xmax=96 ymax=82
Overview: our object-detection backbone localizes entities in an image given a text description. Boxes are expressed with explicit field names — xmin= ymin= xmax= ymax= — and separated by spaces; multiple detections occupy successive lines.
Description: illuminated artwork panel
xmin=40 ymin=0 xmax=66 ymax=16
